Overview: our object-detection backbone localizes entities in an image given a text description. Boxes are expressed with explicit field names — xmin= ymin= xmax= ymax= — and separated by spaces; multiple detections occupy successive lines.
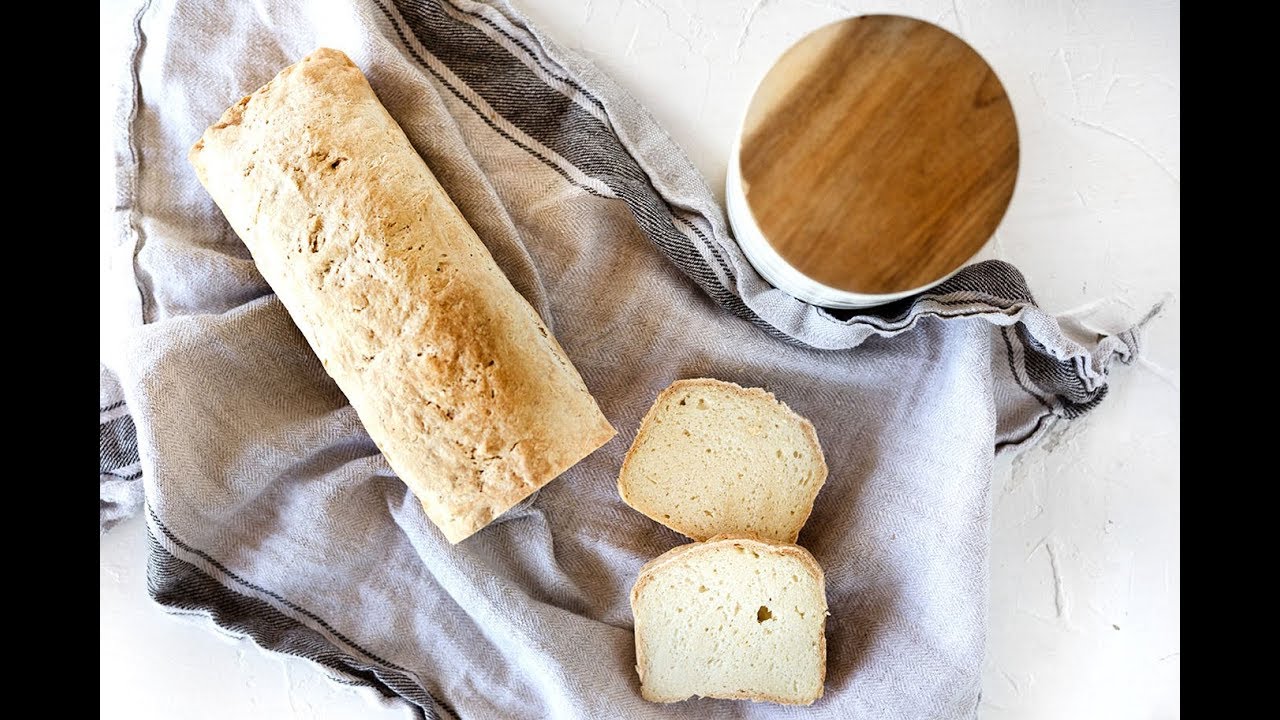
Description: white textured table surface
xmin=99 ymin=1 xmax=1180 ymax=718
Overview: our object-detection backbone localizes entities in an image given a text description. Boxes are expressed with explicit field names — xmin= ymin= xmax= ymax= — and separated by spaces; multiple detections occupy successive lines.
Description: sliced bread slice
xmin=618 ymin=378 xmax=827 ymax=542
xmin=630 ymin=535 xmax=828 ymax=705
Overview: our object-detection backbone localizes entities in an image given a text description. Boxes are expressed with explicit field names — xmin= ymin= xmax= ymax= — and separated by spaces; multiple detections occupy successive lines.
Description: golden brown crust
xmin=617 ymin=378 xmax=828 ymax=543
xmin=189 ymin=48 xmax=615 ymax=543
xmin=629 ymin=535 xmax=828 ymax=705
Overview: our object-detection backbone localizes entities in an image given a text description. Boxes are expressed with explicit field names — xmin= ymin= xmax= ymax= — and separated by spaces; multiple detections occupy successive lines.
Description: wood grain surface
xmin=739 ymin=15 xmax=1019 ymax=295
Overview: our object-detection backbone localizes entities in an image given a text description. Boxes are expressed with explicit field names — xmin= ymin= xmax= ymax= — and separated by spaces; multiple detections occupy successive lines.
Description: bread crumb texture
xmin=631 ymin=535 xmax=828 ymax=705
xmin=618 ymin=378 xmax=827 ymax=542
xmin=189 ymin=48 xmax=614 ymax=543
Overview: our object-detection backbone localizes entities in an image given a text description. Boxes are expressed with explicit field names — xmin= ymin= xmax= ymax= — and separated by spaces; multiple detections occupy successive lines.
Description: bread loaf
xmin=630 ymin=534 xmax=828 ymax=705
xmin=189 ymin=48 xmax=615 ymax=543
xmin=618 ymin=378 xmax=827 ymax=542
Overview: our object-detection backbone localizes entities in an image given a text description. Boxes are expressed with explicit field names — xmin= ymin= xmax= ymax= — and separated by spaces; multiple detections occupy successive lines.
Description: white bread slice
xmin=618 ymin=378 xmax=827 ymax=542
xmin=630 ymin=535 xmax=828 ymax=705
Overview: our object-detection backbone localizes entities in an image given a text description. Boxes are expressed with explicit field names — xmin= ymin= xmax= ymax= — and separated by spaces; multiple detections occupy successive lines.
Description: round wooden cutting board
xmin=736 ymin=14 xmax=1019 ymax=297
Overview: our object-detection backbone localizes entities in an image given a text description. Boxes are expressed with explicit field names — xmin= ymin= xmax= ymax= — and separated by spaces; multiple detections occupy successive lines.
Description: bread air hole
xmin=757 ymin=606 xmax=772 ymax=623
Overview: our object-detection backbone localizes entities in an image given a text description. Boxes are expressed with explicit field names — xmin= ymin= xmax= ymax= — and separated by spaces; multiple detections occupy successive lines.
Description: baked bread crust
xmin=630 ymin=534 xmax=829 ymax=705
xmin=189 ymin=48 xmax=615 ymax=543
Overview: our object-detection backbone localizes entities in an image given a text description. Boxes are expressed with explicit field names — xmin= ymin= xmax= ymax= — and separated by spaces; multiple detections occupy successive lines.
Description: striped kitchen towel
xmin=99 ymin=1 xmax=1150 ymax=717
